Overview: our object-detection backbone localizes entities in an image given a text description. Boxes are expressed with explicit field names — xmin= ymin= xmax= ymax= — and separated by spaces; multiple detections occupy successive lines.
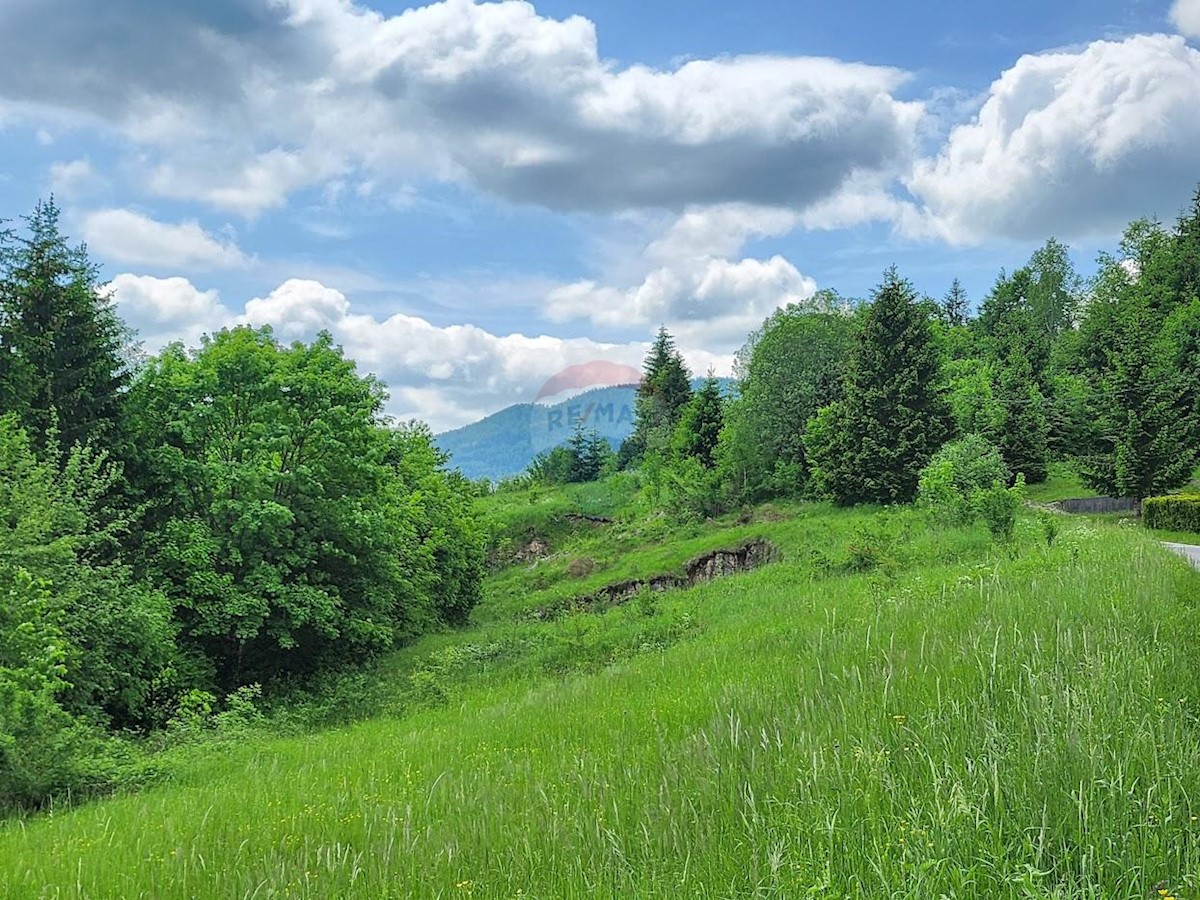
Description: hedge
xmin=1143 ymin=494 xmax=1200 ymax=532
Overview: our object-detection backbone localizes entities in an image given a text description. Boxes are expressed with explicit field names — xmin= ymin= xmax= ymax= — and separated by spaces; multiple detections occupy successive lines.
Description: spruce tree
xmin=942 ymin=278 xmax=969 ymax=327
xmin=808 ymin=267 xmax=949 ymax=505
xmin=0 ymin=199 xmax=129 ymax=454
xmin=672 ymin=375 xmax=724 ymax=469
xmin=631 ymin=326 xmax=692 ymax=458
xmin=994 ymin=350 xmax=1049 ymax=484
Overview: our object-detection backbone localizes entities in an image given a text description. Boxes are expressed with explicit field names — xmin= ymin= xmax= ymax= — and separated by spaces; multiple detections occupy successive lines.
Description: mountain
xmin=436 ymin=379 xmax=732 ymax=480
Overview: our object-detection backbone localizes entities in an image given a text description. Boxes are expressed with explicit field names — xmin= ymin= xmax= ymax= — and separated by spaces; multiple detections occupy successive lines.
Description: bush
xmin=1143 ymin=494 xmax=1200 ymax=532
xmin=978 ymin=476 xmax=1025 ymax=544
xmin=917 ymin=435 xmax=1010 ymax=524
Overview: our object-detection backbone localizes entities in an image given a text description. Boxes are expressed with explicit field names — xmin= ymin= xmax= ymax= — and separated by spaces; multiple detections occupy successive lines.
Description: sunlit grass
xmin=4 ymin=503 xmax=1200 ymax=898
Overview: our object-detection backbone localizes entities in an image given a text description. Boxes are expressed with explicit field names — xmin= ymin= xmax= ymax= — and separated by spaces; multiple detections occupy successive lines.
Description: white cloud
xmin=1173 ymin=0 xmax=1200 ymax=38
xmin=107 ymin=273 xmax=232 ymax=350
xmin=907 ymin=34 xmax=1200 ymax=243
xmin=83 ymin=208 xmax=249 ymax=270
xmin=547 ymin=254 xmax=817 ymax=349
xmin=544 ymin=202 xmax=822 ymax=349
xmin=105 ymin=274 xmax=730 ymax=431
xmin=0 ymin=0 xmax=922 ymax=217
xmin=49 ymin=158 xmax=100 ymax=197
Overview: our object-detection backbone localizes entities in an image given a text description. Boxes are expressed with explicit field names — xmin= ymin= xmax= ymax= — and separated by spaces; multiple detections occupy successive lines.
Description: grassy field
xmin=1025 ymin=463 xmax=1101 ymax=504
xmin=4 ymin=485 xmax=1200 ymax=898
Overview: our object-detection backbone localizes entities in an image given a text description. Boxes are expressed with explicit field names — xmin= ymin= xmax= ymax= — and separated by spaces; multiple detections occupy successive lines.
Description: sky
xmin=1 ymin=0 xmax=1199 ymax=431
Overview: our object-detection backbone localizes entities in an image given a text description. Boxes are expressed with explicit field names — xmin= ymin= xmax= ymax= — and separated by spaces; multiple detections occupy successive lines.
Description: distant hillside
xmin=436 ymin=379 xmax=731 ymax=480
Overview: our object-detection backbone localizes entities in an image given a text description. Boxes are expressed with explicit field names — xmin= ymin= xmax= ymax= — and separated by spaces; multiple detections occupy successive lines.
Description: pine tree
xmin=672 ymin=375 xmax=724 ymax=469
xmin=942 ymin=278 xmax=969 ymax=327
xmin=631 ymin=326 xmax=692 ymax=459
xmin=807 ymin=268 xmax=950 ymax=505
xmin=580 ymin=430 xmax=611 ymax=481
xmin=0 ymin=199 xmax=130 ymax=454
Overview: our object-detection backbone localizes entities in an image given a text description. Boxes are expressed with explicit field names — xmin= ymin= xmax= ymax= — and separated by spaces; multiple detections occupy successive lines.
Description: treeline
xmin=0 ymin=201 xmax=484 ymax=808
xmin=580 ymin=186 xmax=1200 ymax=519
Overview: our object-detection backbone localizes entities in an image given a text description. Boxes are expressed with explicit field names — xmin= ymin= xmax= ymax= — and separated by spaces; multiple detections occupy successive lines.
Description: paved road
xmin=1162 ymin=542 xmax=1200 ymax=570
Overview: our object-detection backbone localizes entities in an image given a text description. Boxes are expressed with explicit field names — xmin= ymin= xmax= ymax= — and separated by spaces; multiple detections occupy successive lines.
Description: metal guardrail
xmin=1052 ymin=497 xmax=1141 ymax=515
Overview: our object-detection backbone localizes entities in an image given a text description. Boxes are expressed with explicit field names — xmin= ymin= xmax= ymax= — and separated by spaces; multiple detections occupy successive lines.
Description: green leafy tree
xmin=917 ymin=434 xmax=1010 ymax=524
xmin=945 ymin=358 xmax=1004 ymax=443
xmin=382 ymin=424 xmax=486 ymax=628
xmin=805 ymin=268 xmax=950 ymax=505
xmin=128 ymin=327 xmax=481 ymax=687
xmin=0 ymin=415 xmax=177 ymax=729
xmin=719 ymin=307 xmax=853 ymax=500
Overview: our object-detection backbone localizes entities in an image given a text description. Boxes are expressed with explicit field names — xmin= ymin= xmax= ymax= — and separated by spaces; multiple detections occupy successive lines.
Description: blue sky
xmin=1 ymin=0 xmax=1198 ymax=429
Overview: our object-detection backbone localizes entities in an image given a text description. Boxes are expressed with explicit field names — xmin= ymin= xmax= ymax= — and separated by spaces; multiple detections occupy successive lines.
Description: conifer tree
xmin=806 ymin=267 xmax=949 ymax=505
xmin=630 ymin=326 xmax=692 ymax=459
xmin=942 ymin=278 xmax=969 ymax=327
xmin=0 ymin=199 xmax=129 ymax=454
xmin=993 ymin=350 xmax=1049 ymax=484
xmin=673 ymin=375 xmax=724 ymax=469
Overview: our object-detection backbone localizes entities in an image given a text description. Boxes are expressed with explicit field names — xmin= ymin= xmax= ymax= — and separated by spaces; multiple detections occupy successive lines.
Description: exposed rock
xmin=515 ymin=537 xmax=550 ymax=563
xmin=564 ymin=512 xmax=614 ymax=526
xmin=536 ymin=538 xmax=780 ymax=619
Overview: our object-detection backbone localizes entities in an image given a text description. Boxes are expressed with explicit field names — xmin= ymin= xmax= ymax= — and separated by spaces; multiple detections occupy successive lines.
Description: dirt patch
xmin=514 ymin=537 xmax=550 ymax=564
xmin=536 ymin=538 xmax=780 ymax=619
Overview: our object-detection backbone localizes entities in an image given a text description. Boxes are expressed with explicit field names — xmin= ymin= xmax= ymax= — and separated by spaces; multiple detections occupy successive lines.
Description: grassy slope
xmin=1025 ymin=462 xmax=1101 ymax=504
xmin=5 ymin=486 xmax=1200 ymax=897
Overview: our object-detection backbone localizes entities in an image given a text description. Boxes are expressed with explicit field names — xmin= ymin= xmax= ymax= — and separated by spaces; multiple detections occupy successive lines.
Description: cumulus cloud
xmin=0 ymin=0 xmax=922 ymax=217
xmin=48 ymin=158 xmax=101 ymax=197
xmin=544 ymin=202 xmax=822 ymax=349
xmin=107 ymin=273 xmax=231 ymax=349
xmin=106 ymin=274 xmax=729 ymax=431
xmin=83 ymin=209 xmax=249 ymax=270
xmin=1173 ymin=0 xmax=1200 ymax=38
xmin=907 ymin=34 xmax=1200 ymax=243
xmin=547 ymin=255 xmax=816 ymax=348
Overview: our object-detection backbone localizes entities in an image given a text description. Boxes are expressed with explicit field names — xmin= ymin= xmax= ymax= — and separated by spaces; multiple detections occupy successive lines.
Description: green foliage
xmin=1036 ymin=509 xmax=1060 ymax=546
xmin=945 ymin=358 xmax=1003 ymax=442
xmin=127 ymin=327 xmax=483 ymax=687
xmin=977 ymin=476 xmax=1025 ymax=544
xmin=719 ymin=306 xmax=853 ymax=500
xmin=1070 ymin=219 xmax=1200 ymax=497
xmin=527 ymin=425 xmax=612 ymax=485
xmin=630 ymin=326 xmax=692 ymax=461
xmin=0 ymin=415 xmax=177 ymax=729
xmin=994 ymin=351 xmax=1049 ymax=483
xmin=917 ymin=434 xmax=1010 ymax=524
xmin=940 ymin=278 xmax=970 ymax=327
xmin=1142 ymin=494 xmax=1200 ymax=532
xmin=0 ymin=199 xmax=130 ymax=456
xmin=671 ymin=375 xmax=724 ymax=469
xmin=805 ymin=268 xmax=950 ymax=505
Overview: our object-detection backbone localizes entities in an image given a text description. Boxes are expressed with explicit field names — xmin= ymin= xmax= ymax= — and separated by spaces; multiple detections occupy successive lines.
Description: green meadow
xmin=4 ymin=486 xmax=1200 ymax=899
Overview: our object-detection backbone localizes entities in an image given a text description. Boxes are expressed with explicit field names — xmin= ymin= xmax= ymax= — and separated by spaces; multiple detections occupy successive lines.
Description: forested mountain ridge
xmin=436 ymin=378 xmax=732 ymax=479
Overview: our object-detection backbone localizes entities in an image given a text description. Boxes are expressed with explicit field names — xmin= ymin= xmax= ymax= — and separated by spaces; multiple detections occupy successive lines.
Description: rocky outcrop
xmin=537 ymin=538 xmax=780 ymax=619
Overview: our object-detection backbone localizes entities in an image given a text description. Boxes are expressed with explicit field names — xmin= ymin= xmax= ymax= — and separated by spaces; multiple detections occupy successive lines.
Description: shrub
xmin=566 ymin=558 xmax=596 ymax=578
xmin=1143 ymin=494 xmax=1200 ymax=532
xmin=917 ymin=435 xmax=1010 ymax=524
xmin=978 ymin=476 xmax=1025 ymax=544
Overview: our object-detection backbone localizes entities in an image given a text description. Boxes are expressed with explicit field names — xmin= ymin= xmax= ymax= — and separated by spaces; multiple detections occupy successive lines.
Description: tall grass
xmin=3 ymin=510 xmax=1200 ymax=898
